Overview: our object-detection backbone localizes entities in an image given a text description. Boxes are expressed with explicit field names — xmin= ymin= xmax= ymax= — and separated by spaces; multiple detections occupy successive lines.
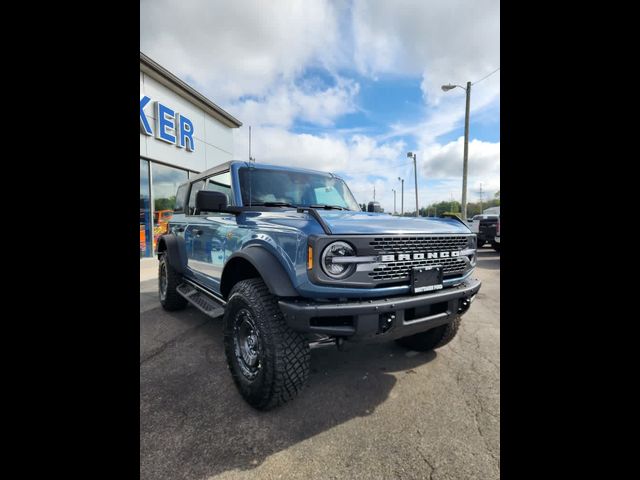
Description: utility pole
xmin=392 ymin=189 xmax=396 ymax=215
xmin=398 ymin=177 xmax=404 ymax=216
xmin=479 ymin=182 xmax=484 ymax=214
xmin=373 ymin=185 xmax=376 ymax=202
xmin=407 ymin=152 xmax=419 ymax=216
xmin=462 ymin=81 xmax=471 ymax=220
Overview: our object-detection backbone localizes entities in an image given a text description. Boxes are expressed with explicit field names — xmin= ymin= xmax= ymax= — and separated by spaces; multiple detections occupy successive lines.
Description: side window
xmin=174 ymin=185 xmax=188 ymax=214
xmin=204 ymin=171 xmax=232 ymax=204
xmin=187 ymin=171 xmax=232 ymax=215
xmin=188 ymin=180 xmax=205 ymax=215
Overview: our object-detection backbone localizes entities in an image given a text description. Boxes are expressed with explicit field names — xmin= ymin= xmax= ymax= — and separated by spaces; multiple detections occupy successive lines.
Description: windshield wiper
xmin=251 ymin=201 xmax=298 ymax=208
xmin=307 ymin=204 xmax=348 ymax=210
xmin=250 ymin=202 xmax=348 ymax=211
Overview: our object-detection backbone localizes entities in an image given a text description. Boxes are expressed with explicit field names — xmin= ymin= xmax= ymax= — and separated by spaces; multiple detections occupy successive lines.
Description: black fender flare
xmin=222 ymin=247 xmax=299 ymax=298
xmin=156 ymin=234 xmax=188 ymax=274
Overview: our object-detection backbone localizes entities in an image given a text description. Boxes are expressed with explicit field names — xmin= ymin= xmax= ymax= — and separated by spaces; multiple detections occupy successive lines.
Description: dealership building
xmin=139 ymin=52 xmax=242 ymax=258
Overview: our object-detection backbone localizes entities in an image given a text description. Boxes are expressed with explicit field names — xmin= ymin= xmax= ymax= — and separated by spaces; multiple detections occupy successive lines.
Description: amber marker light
xmin=308 ymin=246 xmax=313 ymax=270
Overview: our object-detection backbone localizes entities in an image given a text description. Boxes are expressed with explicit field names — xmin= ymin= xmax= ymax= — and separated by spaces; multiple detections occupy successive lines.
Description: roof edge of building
xmin=140 ymin=52 xmax=243 ymax=129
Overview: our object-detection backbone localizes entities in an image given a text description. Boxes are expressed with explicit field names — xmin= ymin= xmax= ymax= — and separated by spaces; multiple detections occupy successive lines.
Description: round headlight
xmin=321 ymin=241 xmax=356 ymax=279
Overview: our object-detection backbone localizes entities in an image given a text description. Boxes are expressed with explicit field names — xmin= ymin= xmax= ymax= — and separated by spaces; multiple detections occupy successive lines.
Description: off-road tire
xmin=395 ymin=316 xmax=461 ymax=352
xmin=158 ymin=254 xmax=187 ymax=311
xmin=223 ymin=278 xmax=310 ymax=410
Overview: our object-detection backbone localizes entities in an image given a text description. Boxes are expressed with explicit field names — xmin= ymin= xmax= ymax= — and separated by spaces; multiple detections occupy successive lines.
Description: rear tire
xmin=158 ymin=254 xmax=187 ymax=311
xmin=223 ymin=278 xmax=310 ymax=410
xmin=395 ymin=317 xmax=461 ymax=352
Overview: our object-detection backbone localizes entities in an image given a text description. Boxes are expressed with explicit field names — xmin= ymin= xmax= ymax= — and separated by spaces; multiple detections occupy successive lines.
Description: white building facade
xmin=140 ymin=52 xmax=242 ymax=257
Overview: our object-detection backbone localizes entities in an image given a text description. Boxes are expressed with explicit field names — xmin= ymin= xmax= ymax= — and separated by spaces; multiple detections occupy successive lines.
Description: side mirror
xmin=196 ymin=190 xmax=228 ymax=212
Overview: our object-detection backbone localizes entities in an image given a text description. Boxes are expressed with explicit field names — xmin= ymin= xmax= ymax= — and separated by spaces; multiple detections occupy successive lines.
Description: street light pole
xmin=392 ymin=188 xmax=396 ymax=215
xmin=407 ymin=152 xmax=419 ymax=217
xmin=442 ymin=81 xmax=472 ymax=220
xmin=398 ymin=177 xmax=404 ymax=216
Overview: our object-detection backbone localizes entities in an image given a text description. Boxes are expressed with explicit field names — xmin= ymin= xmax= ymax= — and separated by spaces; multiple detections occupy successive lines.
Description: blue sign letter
xmin=140 ymin=96 xmax=152 ymax=135
xmin=178 ymin=114 xmax=195 ymax=152
xmin=155 ymin=102 xmax=176 ymax=144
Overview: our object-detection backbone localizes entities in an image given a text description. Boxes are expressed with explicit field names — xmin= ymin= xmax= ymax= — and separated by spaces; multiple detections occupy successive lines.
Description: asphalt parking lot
xmin=140 ymin=247 xmax=500 ymax=480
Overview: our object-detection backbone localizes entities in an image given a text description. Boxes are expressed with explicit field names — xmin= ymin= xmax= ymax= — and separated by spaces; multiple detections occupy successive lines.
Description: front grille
xmin=369 ymin=257 xmax=467 ymax=281
xmin=368 ymin=235 xmax=469 ymax=281
xmin=369 ymin=236 xmax=468 ymax=253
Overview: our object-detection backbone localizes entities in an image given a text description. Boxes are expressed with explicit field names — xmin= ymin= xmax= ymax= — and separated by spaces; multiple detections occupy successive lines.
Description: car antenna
xmin=248 ymin=126 xmax=254 ymax=208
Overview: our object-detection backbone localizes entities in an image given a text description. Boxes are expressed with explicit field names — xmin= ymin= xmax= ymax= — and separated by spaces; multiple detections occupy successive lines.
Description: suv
xmin=157 ymin=161 xmax=481 ymax=409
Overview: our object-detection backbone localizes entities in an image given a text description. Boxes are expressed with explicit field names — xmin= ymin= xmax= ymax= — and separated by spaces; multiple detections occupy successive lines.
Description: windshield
xmin=238 ymin=167 xmax=361 ymax=211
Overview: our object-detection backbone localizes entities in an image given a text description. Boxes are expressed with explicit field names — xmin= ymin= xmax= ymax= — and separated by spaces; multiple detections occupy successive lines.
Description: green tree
xmin=154 ymin=196 xmax=176 ymax=211
xmin=421 ymin=199 xmax=502 ymax=218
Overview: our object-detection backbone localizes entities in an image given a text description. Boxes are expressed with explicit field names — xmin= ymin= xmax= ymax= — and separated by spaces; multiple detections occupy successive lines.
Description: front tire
xmin=158 ymin=254 xmax=187 ymax=311
xmin=395 ymin=317 xmax=461 ymax=352
xmin=223 ymin=278 xmax=310 ymax=410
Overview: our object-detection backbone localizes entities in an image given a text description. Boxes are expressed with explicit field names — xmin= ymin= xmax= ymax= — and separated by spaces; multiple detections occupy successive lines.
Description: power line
xmin=472 ymin=67 xmax=500 ymax=86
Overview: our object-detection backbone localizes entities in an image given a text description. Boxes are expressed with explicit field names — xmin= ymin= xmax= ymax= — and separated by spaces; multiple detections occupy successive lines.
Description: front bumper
xmin=278 ymin=277 xmax=481 ymax=341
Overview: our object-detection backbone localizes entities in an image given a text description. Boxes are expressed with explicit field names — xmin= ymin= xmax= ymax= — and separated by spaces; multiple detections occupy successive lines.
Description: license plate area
xmin=411 ymin=266 xmax=443 ymax=293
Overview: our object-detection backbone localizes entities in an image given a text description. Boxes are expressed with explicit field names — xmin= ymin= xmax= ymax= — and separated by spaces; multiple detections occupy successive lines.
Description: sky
xmin=140 ymin=0 xmax=500 ymax=214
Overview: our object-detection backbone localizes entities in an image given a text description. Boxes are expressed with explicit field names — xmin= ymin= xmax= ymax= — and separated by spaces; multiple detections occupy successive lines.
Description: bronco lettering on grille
xmin=380 ymin=252 xmax=460 ymax=262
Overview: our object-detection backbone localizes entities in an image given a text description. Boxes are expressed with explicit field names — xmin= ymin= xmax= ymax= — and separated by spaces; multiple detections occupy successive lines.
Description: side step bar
xmin=176 ymin=282 xmax=225 ymax=318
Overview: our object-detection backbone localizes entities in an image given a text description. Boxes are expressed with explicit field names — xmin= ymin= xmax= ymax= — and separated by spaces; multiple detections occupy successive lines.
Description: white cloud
xmin=345 ymin=137 xmax=500 ymax=214
xmin=140 ymin=0 xmax=341 ymax=102
xmin=291 ymin=78 xmax=361 ymax=126
xmin=229 ymin=77 xmax=360 ymax=129
xmin=422 ymin=137 xmax=500 ymax=179
xmin=232 ymin=127 xmax=499 ymax=214
xmin=351 ymin=0 xmax=500 ymax=155
xmin=234 ymin=128 xmax=405 ymax=176
xmin=140 ymin=0 xmax=500 ymax=214
xmin=351 ymin=0 xmax=500 ymax=104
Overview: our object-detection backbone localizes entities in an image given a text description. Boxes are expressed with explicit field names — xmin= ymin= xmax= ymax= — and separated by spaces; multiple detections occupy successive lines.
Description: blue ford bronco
xmin=157 ymin=161 xmax=481 ymax=409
